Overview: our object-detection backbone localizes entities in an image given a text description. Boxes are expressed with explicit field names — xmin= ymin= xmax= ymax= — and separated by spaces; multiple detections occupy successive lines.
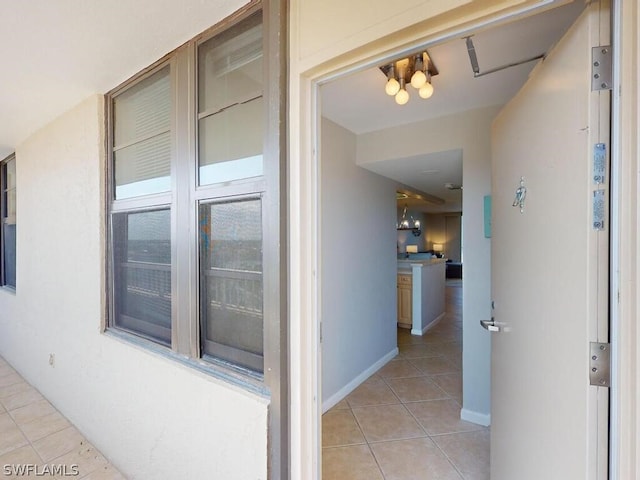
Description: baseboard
xmin=322 ymin=346 xmax=399 ymax=413
xmin=461 ymin=408 xmax=491 ymax=427
xmin=411 ymin=312 xmax=446 ymax=336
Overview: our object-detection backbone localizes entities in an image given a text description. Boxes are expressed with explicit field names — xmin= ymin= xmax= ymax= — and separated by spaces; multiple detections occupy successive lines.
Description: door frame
xmin=288 ymin=1 xmax=625 ymax=479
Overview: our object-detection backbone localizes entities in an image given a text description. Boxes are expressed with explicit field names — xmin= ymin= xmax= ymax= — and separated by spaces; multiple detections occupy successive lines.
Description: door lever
xmin=480 ymin=318 xmax=500 ymax=332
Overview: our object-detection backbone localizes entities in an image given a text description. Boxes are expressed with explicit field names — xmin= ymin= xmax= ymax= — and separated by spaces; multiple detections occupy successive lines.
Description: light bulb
xmin=410 ymin=70 xmax=427 ymax=89
xmin=419 ymin=82 xmax=434 ymax=99
xmin=395 ymin=88 xmax=409 ymax=105
xmin=385 ymin=78 xmax=400 ymax=96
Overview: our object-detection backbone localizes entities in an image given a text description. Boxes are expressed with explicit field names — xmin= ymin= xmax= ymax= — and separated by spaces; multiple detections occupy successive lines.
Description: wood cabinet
xmin=397 ymin=274 xmax=412 ymax=328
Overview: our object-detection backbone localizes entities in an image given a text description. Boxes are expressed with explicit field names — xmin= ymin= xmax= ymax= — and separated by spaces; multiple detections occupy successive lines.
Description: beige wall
xmin=0 ymin=96 xmax=268 ymax=480
xmin=424 ymin=213 xmax=462 ymax=262
xmin=617 ymin=0 xmax=640 ymax=477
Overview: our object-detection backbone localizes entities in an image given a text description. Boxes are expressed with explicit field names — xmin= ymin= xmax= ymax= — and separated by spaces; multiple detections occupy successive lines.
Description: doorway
xmin=315 ymin=1 xmax=598 ymax=479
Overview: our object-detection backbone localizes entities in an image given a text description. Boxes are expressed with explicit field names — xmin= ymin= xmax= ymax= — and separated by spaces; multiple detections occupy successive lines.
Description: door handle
xmin=480 ymin=318 xmax=500 ymax=332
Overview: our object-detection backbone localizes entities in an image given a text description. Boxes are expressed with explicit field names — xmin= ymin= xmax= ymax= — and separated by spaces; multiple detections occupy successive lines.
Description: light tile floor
xmin=322 ymin=280 xmax=490 ymax=480
xmin=0 ymin=358 xmax=126 ymax=479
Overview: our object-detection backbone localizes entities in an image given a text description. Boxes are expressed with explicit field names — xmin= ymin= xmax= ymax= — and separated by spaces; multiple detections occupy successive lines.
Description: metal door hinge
xmin=592 ymin=46 xmax=612 ymax=91
xmin=589 ymin=342 xmax=610 ymax=387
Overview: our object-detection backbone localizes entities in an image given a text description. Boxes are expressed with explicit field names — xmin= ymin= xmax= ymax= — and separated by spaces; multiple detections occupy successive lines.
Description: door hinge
xmin=592 ymin=46 xmax=612 ymax=91
xmin=319 ymin=322 xmax=323 ymax=343
xmin=589 ymin=342 xmax=610 ymax=387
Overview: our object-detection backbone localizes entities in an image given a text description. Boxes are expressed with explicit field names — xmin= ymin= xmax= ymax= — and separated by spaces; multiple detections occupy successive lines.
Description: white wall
xmin=0 ymin=96 xmax=268 ymax=480
xmin=320 ymin=118 xmax=398 ymax=410
xmin=356 ymin=105 xmax=499 ymax=424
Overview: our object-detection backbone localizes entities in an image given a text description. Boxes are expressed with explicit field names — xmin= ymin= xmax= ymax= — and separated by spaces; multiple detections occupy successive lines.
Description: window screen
xmin=113 ymin=209 xmax=172 ymax=345
xmin=199 ymin=198 xmax=263 ymax=372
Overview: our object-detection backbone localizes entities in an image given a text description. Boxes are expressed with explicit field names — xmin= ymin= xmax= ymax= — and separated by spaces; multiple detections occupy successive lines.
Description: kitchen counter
xmin=397 ymin=257 xmax=447 ymax=272
xmin=397 ymin=258 xmax=446 ymax=335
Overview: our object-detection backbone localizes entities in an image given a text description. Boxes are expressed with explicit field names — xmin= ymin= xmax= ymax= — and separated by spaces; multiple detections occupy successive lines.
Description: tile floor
xmin=322 ymin=280 xmax=490 ymax=480
xmin=0 ymin=358 xmax=125 ymax=479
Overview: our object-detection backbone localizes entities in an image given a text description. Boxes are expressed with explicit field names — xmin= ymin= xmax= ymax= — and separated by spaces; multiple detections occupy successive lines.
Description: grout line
xmin=347 ymin=400 xmax=388 ymax=479
xmin=0 ymin=357 xmax=125 ymax=479
xmin=321 ymin=284 xmax=487 ymax=479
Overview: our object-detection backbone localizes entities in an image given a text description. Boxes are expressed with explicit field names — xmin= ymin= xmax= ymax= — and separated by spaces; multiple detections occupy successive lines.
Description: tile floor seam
xmin=430 ymin=433 xmax=469 ymax=480
xmin=322 ymin=282 xmax=487 ymax=479
xmin=0 ymin=358 xmax=126 ymax=479
xmin=364 ymin=441 xmax=388 ymax=480
xmin=6 ymin=407 xmax=49 ymax=464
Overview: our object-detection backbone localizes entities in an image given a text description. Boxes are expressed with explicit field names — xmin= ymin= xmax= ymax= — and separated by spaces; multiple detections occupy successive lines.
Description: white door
xmin=490 ymin=1 xmax=610 ymax=479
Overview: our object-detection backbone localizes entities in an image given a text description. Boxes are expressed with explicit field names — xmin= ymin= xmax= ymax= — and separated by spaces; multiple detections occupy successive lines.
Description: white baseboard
xmin=461 ymin=408 xmax=491 ymax=426
xmin=411 ymin=312 xmax=446 ymax=336
xmin=322 ymin=347 xmax=399 ymax=413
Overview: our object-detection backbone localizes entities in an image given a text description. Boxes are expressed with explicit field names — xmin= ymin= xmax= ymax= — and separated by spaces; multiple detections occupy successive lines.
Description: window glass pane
xmin=198 ymin=98 xmax=263 ymax=185
xmin=199 ymin=198 xmax=263 ymax=372
xmin=198 ymin=13 xmax=263 ymax=185
xmin=3 ymin=224 xmax=16 ymax=288
xmin=2 ymin=158 xmax=15 ymax=222
xmin=113 ymin=67 xmax=171 ymax=199
xmin=114 ymin=67 xmax=171 ymax=147
xmin=113 ymin=209 xmax=171 ymax=345
xmin=6 ymin=188 xmax=15 ymax=221
xmin=5 ymin=158 xmax=15 ymax=189
xmin=114 ymin=132 xmax=171 ymax=199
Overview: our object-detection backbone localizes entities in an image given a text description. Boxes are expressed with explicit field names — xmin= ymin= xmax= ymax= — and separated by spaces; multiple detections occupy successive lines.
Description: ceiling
xmin=321 ymin=1 xmax=585 ymax=212
xmin=0 ymin=0 xmax=242 ymax=160
xmin=1 ymin=0 xmax=584 ymax=193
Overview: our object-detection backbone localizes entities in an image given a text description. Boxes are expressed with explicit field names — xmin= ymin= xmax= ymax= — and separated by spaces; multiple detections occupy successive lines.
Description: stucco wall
xmin=0 ymin=95 xmax=268 ymax=480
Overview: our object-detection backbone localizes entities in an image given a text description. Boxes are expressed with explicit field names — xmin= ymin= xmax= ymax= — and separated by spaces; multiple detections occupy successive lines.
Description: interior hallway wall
xmin=356 ymin=105 xmax=499 ymax=424
xmin=321 ymin=117 xmax=398 ymax=410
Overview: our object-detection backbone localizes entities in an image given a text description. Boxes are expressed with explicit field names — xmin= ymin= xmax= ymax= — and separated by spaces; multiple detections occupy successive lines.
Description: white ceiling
xmin=1 ymin=0 xmax=584 ymax=196
xmin=321 ymin=1 xmax=585 ymax=212
xmin=0 ymin=0 xmax=242 ymax=159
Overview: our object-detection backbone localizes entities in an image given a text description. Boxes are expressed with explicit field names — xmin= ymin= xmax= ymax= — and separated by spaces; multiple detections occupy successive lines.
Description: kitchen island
xmin=397 ymin=257 xmax=447 ymax=335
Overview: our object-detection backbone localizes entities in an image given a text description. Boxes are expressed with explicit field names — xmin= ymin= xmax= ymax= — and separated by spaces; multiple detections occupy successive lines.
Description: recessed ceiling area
xmin=320 ymin=1 xmax=585 ymax=212
xmin=367 ymin=149 xmax=463 ymax=213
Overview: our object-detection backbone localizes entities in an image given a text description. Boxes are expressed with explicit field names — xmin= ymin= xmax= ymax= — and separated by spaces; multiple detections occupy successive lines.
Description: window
xmin=107 ymin=6 xmax=282 ymax=379
xmin=107 ymin=4 xmax=287 ymax=475
xmin=1 ymin=154 xmax=16 ymax=289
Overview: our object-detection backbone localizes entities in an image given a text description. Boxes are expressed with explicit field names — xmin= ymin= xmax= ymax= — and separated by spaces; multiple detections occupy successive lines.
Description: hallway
xmin=322 ymin=281 xmax=489 ymax=479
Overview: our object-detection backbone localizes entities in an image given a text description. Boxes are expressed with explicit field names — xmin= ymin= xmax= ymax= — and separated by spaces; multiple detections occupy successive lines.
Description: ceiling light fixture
xmin=397 ymin=204 xmax=421 ymax=237
xmin=380 ymin=51 xmax=438 ymax=105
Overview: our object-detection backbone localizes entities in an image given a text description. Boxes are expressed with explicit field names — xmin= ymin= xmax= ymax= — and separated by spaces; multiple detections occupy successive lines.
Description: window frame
xmin=104 ymin=1 xmax=288 ymax=476
xmin=1 ymin=153 xmax=16 ymax=290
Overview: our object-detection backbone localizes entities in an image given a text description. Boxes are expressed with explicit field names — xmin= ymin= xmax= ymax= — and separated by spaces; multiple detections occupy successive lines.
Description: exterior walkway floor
xmin=0 ymin=356 xmax=125 ymax=479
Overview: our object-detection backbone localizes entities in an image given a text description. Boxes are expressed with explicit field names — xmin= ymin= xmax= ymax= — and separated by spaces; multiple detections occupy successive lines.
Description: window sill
xmin=103 ymin=328 xmax=270 ymax=399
